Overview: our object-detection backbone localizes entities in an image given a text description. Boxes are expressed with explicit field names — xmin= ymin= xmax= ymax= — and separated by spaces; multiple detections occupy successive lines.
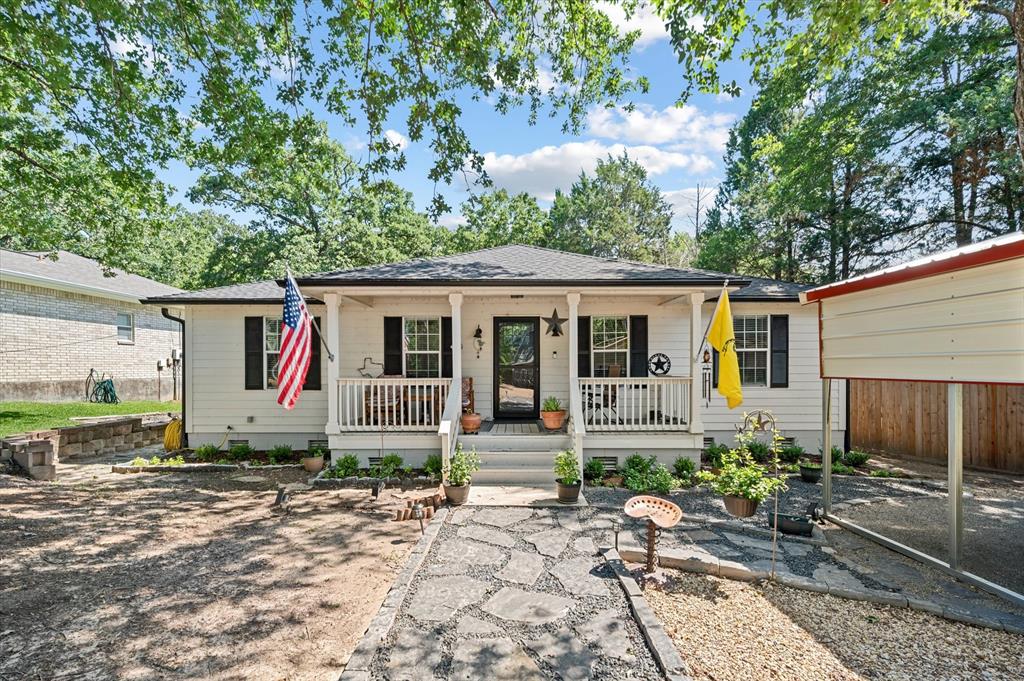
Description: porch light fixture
xmin=473 ymin=325 xmax=484 ymax=358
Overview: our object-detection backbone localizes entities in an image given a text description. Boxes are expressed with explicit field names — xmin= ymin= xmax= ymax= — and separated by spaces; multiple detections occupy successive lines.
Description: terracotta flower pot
xmin=541 ymin=410 xmax=567 ymax=431
xmin=461 ymin=413 xmax=482 ymax=434
xmin=444 ymin=483 xmax=471 ymax=506
xmin=301 ymin=455 xmax=324 ymax=473
xmin=723 ymin=494 xmax=759 ymax=518
xmin=556 ymin=479 xmax=581 ymax=504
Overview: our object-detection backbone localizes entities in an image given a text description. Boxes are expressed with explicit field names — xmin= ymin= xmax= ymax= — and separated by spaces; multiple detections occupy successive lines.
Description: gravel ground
xmin=646 ymin=572 xmax=1024 ymax=681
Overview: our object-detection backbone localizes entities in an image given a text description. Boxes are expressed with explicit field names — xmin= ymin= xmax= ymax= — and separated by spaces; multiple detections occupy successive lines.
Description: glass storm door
xmin=493 ymin=318 xmax=540 ymax=419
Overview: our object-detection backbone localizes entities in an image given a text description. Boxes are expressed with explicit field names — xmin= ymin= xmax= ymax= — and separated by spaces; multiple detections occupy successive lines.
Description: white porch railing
xmin=568 ymin=377 xmax=586 ymax=482
xmin=578 ymin=377 xmax=692 ymax=431
xmin=438 ymin=384 xmax=462 ymax=484
xmin=336 ymin=378 xmax=452 ymax=431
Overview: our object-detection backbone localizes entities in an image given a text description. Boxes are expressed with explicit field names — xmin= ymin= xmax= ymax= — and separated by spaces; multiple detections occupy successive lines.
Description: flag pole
xmin=287 ymin=266 xmax=336 ymax=363
xmin=695 ymin=279 xmax=728 ymax=362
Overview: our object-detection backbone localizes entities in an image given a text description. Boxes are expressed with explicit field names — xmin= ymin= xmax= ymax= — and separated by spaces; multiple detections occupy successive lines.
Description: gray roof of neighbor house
xmin=0 ymin=249 xmax=181 ymax=301
xmin=142 ymin=246 xmax=809 ymax=304
xmin=293 ymin=245 xmax=742 ymax=287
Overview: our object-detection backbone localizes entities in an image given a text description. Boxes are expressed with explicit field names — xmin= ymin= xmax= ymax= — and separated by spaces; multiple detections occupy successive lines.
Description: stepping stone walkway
xmin=481 ymin=587 xmax=574 ymax=625
xmin=407 ymin=576 xmax=489 ymax=622
xmin=556 ymin=511 xmax=582 ymax=532
xmin=473 ymin=507 xmax=533 ymax=527
xmin=573 ymin=536 xmax=598 ymax=555
xmin=457 ymin=524 xmax=515 ymax=548
xmin=578 ymin=608 xmax=637 ymax=663
xmin=548 ymin=556 xmax=608 ymax=597
xmin=426 ymin=539 xmax=505 ymax=575
xmin=496 ymin=550 xmax=545 ymax=585
xmin=456 ymin=615 xmax=501 ymax=636
xmin=525 ymin=631 xmax=598 ymax=681
xmin=452 ymin=638 xmax=544 ymax=680
xmin=525 ymin=528 xmax=571 ymax=557
xmin=385 ymin=628 xmax=442 ymax=680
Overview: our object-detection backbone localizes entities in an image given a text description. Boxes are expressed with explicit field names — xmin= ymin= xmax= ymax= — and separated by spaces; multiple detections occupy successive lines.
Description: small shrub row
xmin=129 ymin=454 xmax=185 ymax=467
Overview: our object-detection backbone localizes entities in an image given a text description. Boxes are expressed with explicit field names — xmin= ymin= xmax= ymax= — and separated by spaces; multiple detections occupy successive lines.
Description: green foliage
xmin=326 ymin=454 xmax=361 ymax=478
xmin=831 ymin=461 xmax=856 ymax=475
xmin=870 ymin=469 xmax=902 ymax=478
xmin=373 ymin=453 xmax=405 ymax=479
xmin=452 ymin=190 xmax=552 ymax=251
xmin=745 ymin=439 xmax=772 ymax=464
xmin=703 ymin=446 xmax=787 ymax=504
xmin=784 ymin=463 xmax=800 ymax=473
xmin=193 ymin=444 xmax=220 ymax=461
xmin=424 ymin=453 xmax=443 ymax=480
xmin=553 ymin=449 xmax=580 ymax=485
xmin=308 ymin=445 xmax=328 ymax=458
xmin=542 ymin=396 xmax=563 ymax=412
xmin=130 ymin=455 xmax=184 ymax=467
xmin=0 ymin=401 xmax=180 ymax=438
xmin=779 ymin=444 xmax=805 ymax=464
xmin=704 ymin=443 xmax=729 ymax=468
xmin=227 ymin=443 xmax=255 ymax=460
xmin=268 ymin=445 xmax=293 ymax=463
xmin=583 ymin=458 xmax=605 ymax=482
xmin=799 ymin=461 xmax=822 ymax=470
xmin=445 ymin=443 xmax=480 ymax=487
xmin=673 ymin=456 xmax=696 ymax=480
xmin=623 ymin=454 xmax=678 ymax=493
xmin=842 ymin=450 xmax=871 ymax=467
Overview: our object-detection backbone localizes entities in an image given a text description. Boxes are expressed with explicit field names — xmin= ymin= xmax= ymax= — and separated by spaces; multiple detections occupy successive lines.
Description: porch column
xmin=325 ymin=293 xmax=340 ymax=435
xmin=567 ymin=292 xmax=581 ymax=384
xmin=688 ymin=292 xmax=704 ymax=434
xmin=822 ymin=378 xmax=833 ymax=514
xmin=948 ymin=383 xmax=964 ymax=570
xmin=449 ymin=292 xmax=463 ymax=385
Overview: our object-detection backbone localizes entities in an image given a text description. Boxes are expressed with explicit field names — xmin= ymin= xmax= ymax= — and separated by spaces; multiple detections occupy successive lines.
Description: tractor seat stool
xmin=624 ymin=495 xmax=683 ymax=573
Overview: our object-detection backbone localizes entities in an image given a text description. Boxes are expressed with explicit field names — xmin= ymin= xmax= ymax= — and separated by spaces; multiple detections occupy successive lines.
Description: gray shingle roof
xmin=1 ymin=249 xmax=181 ymax=300
xmin=719 ymin=277 xmax=811 ymax=302
xmin=144 ymin=280 xmax=323 ymax=305
xmin=297 ymin=244 xmax=741 ymax=286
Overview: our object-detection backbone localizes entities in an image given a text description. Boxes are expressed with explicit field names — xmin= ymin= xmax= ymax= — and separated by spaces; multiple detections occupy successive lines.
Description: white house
xmin=145 ymin=246 xmax=845 ymax=482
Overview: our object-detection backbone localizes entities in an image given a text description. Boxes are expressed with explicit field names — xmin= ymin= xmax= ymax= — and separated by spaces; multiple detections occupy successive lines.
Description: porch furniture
xmin=585 ymin=364 xmax=621 ymax=425
xmin=338 ymin=377 xmax=452 ymax=431
xmin=364 ymin=375 xmax=404 ymax=426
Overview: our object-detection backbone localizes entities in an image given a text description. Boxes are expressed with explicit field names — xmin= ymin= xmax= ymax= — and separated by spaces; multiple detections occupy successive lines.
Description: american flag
xmin=277 ymin=272 xmax=312 ymax=410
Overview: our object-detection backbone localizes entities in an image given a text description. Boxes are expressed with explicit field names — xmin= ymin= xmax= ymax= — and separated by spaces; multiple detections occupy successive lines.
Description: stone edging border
xmin=339 ymin=506 xmax=449 ymax=681
xmin=309 ymin=468 xmax=437 ymax=491
xmin=602 ymin=546 xmax=693 ymax=681
xmin=111 ymin=462 xmax=304 ymax=474
xmin=617 ymin=540 xmax=1024 ymax=635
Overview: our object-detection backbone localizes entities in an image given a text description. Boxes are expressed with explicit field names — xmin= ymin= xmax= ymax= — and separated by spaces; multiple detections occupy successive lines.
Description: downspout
xmin=161 ymin=308 xmax=187 ymax=447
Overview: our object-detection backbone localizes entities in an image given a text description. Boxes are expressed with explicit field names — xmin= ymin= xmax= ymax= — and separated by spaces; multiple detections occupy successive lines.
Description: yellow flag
xmin=707 ymin=290 xmax=743 ymax=409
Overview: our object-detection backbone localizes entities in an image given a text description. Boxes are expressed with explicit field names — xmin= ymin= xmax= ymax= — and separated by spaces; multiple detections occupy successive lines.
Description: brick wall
xmin=0 ymin=280 xmax=182 ymax=401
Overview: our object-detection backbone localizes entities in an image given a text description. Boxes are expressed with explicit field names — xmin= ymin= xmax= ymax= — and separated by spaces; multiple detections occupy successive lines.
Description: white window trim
xmin=591 ymin=316 xmax=630 ymax=378
xmin=264 ymin=316 xmax=282 ymax=390
xmin=734 ymin=314 xmax=769 ymax=388
xmin=116 ymin=312 xmax=135 ymax=345
xmin=402 ymin=316 xmax=442 ymax=378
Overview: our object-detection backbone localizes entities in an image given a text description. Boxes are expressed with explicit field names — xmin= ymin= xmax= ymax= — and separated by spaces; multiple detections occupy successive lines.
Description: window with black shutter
xmin=577 ymin=316 xmax=591 ymax=377
xmin=629 ymin=315 xmax=648 ymax=377
xmin=770 ymin=315 xmax=789 ymax=388
xmin=383 ymin=317 xmax=403 ymax=375
xmin=303 ymin=317 xmax=322 ymax=390
xmin=441 ymin=317 xmax=453 ymax=378
xmin=244 ymin=317 xmax=264 ymax=390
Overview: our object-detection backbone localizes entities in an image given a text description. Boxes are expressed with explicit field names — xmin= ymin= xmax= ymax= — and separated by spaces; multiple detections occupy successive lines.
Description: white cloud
xmin=384 ymin=129 xmax=409 ymax=151
xmin=663 ymin=185 xmax=719 ymax=233
xmin=481 ymin=140 xmax=714 ymax=201
xmin=596 ymin=2 xmax=668 ymax=49
xmin=108 ymin=35 xmax=156 ymax=70
xmin=435 ymin=213 xmax=467 ymax=229
xmin=587 ymin=103 xmax=734 ymax=151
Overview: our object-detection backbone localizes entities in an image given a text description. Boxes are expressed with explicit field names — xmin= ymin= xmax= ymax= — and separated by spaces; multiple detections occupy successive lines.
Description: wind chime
xmin=701 ymin=348 xmax=713 ymax=408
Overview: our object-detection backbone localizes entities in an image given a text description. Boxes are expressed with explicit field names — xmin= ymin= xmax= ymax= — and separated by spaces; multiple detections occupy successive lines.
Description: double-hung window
xmin=592 ymin=316 xmax=629 ymax=377
xmin=264 ymin=317 xmax=282 ymax=388
xmin=734 ymin=315 xmax=769 ymax=386
xmin=403 ymin=317 xmax=441 ymax=378
xmin=116 ymin=313 xmax=135 ymax=343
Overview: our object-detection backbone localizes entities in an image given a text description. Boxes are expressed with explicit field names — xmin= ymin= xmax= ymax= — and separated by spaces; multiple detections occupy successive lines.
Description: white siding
xmin=818 ymin=258 xmax=1024 ymax=383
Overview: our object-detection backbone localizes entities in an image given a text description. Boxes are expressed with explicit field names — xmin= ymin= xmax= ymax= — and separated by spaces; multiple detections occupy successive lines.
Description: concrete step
xmin=472 ymin=467 xmax=557 ymax=485
xmin=460 ymin=434 xmax=572 ymax=452
xmin=477 ymin=450 xmax=560 ymax=467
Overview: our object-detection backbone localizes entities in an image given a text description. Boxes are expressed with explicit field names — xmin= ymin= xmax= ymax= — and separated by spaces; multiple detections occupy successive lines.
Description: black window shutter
xmin=629 ymin=315 xmax=648 ymax=377
xmin=577 ymin=316 xmax=591 ymax=378
xmin=384 ymin=317 xmax=403 ymax=375
xmin=770 ymin=314 xmax=789 ymax=388
xmin=303 ymin=317 xmax=322 ymax=390
xmin=244 ymin=316 xmax=264 ymax=390
xmin=712 ymin=348 xmax=719 ymax=388
xmin=441 ymin=317 xmax=453 ymax=378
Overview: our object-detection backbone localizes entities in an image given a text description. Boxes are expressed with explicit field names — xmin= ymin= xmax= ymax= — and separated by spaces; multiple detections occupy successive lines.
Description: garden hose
xmin=163 ymin=418 xmax=183 ymax=451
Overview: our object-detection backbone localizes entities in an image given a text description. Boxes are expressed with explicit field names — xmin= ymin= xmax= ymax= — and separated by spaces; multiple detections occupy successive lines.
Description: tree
xmin=549 ymin=153 xmax=673 ymax=262
xmin=452 ymin=190 xmax=551 ymax=250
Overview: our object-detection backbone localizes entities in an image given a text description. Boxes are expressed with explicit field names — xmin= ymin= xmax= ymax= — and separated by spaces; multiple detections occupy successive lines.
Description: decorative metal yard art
xmin=624 ymin=495 xmax=683 ymax=573
xmin=737 ymin=409 xmax=784 ymax=579
xmin=647 ymin=352 xmax=670 ymax=376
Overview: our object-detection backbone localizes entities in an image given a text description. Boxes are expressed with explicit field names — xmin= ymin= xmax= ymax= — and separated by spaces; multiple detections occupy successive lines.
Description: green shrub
xmin=869 ymin=469 xmax=901 ymax=478
xmin=831 ymin=461 xmax=856 ymax=475
xmin=799 ymin=461 xmax=822 ymax=470
xmin=423 ymin=453 xmax=443 ymax=480
xmin=623 ymin=455 xmax=678 ymax=493
xmin=704 ymin=443 xmax=729 ymax=468
xmin=673 ymin=456 xmax=696 ymax=480
xmin=268 ymin=444 xmax=293 ymax=463
xmin=745 ymin=439 xmax=772 ymax=463
xmin=703 ymin=437 xmax=787 ymax=503
xmin=779 ymin=444 xmax=805 ymax=464
xmin=784 ymin=463 xmax=800 ymax=473
xmin=373 ymin=453 xmax=405 ymax=478
xmin=843 ymin=450 xmax=870 ymax=467
xmin=553 ymin=449 xmax=580 ymax=485
xmin=194 ymin=444 xmax=220 ymax=461
xmin=541 ymin=396 xmax=563 ymax=412
xmin=647 ymin=464 xmax=677 ymax=494
xmin=583 ymin=458 xmax=605 ymax=482
xmin=130 ymin=454 xmax=184 ymax=467
xmin=308 ymin=445 xmax=328 ymax=458
xmin=228 ymin=442 xmax=254 ymax=460
xmin=623 ymin=453 xmax=651 ymax=476
xmin=445 ymin=443 xmax=480 ymax=486
xmin=327 ymin=453 xmax=360 ymax=478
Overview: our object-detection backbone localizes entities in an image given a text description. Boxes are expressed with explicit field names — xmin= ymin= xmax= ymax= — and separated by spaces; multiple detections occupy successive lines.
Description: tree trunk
xmin=1016 ymin=0 xmax=1024 ymax=173
xmin=952 ymin=148 xmax=970 ymax=245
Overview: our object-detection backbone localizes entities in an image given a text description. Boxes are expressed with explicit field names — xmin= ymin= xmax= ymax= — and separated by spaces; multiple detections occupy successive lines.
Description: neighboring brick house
xmin=0 ymin=249 xmax=183 ymax=401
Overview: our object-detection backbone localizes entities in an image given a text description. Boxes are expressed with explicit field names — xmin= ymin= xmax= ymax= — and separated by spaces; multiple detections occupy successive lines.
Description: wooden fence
xmin=850 ymin=379 xmax=1024 ymax=473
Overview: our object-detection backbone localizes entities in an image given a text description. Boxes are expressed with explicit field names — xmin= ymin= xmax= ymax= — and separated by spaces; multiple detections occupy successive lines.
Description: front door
xmin=493 ymin=317 xmax=540 ymax=419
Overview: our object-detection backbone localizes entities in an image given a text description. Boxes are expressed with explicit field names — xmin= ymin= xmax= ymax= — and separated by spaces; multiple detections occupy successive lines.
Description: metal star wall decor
xmin=542 ymin=308 xmax=568 ymax=336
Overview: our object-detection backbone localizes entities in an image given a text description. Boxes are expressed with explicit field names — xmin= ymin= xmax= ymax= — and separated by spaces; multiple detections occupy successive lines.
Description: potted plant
xmin=541 ymin=396 xmax=567 ymax=431
xmin=553 ymin=449 xmax=581 ymax=503
xmin=460 ymin=406 xmax=482 ymax=434
xmin=799 ymin=460 xmax=822 ymax=483
xmin=443 ymin=443 xmax=480 ymax=505
xmin=704 ymin=434 xmax=787 ymax=518
xmin=301 ymin=445 xmax=327 ymax=473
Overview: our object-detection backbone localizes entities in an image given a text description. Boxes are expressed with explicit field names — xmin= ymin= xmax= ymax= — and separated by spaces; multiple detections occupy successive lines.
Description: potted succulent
xmin=553 ymin=449 xmax=581 ymax=503
xmin=799 ymin=460 xmax=822 ymax=483
xmin=302 ymin=445 xmax=327 ymax=473
xmin=460 ymin=406 xmax=482 ymax=434
xmin=443 ymin=442 xmax=480 ymax=506
xmin=540 ymin=396 xmax=567 ymax=431
xmin=704 ymin=434 xmax=787 ymax=518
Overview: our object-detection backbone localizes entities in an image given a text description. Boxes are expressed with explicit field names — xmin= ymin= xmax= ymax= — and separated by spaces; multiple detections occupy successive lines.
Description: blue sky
xmin=160 ymin=6 xmax=754 ymax=235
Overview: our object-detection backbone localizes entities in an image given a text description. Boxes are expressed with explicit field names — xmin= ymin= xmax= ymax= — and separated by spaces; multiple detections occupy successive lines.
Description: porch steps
xmin=460 ymin=433 xmax=572 ymax=452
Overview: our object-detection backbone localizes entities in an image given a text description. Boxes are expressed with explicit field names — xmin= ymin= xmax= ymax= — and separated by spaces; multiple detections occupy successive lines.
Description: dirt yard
xmin=0 ymin=459 xmax=422 ymax=680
